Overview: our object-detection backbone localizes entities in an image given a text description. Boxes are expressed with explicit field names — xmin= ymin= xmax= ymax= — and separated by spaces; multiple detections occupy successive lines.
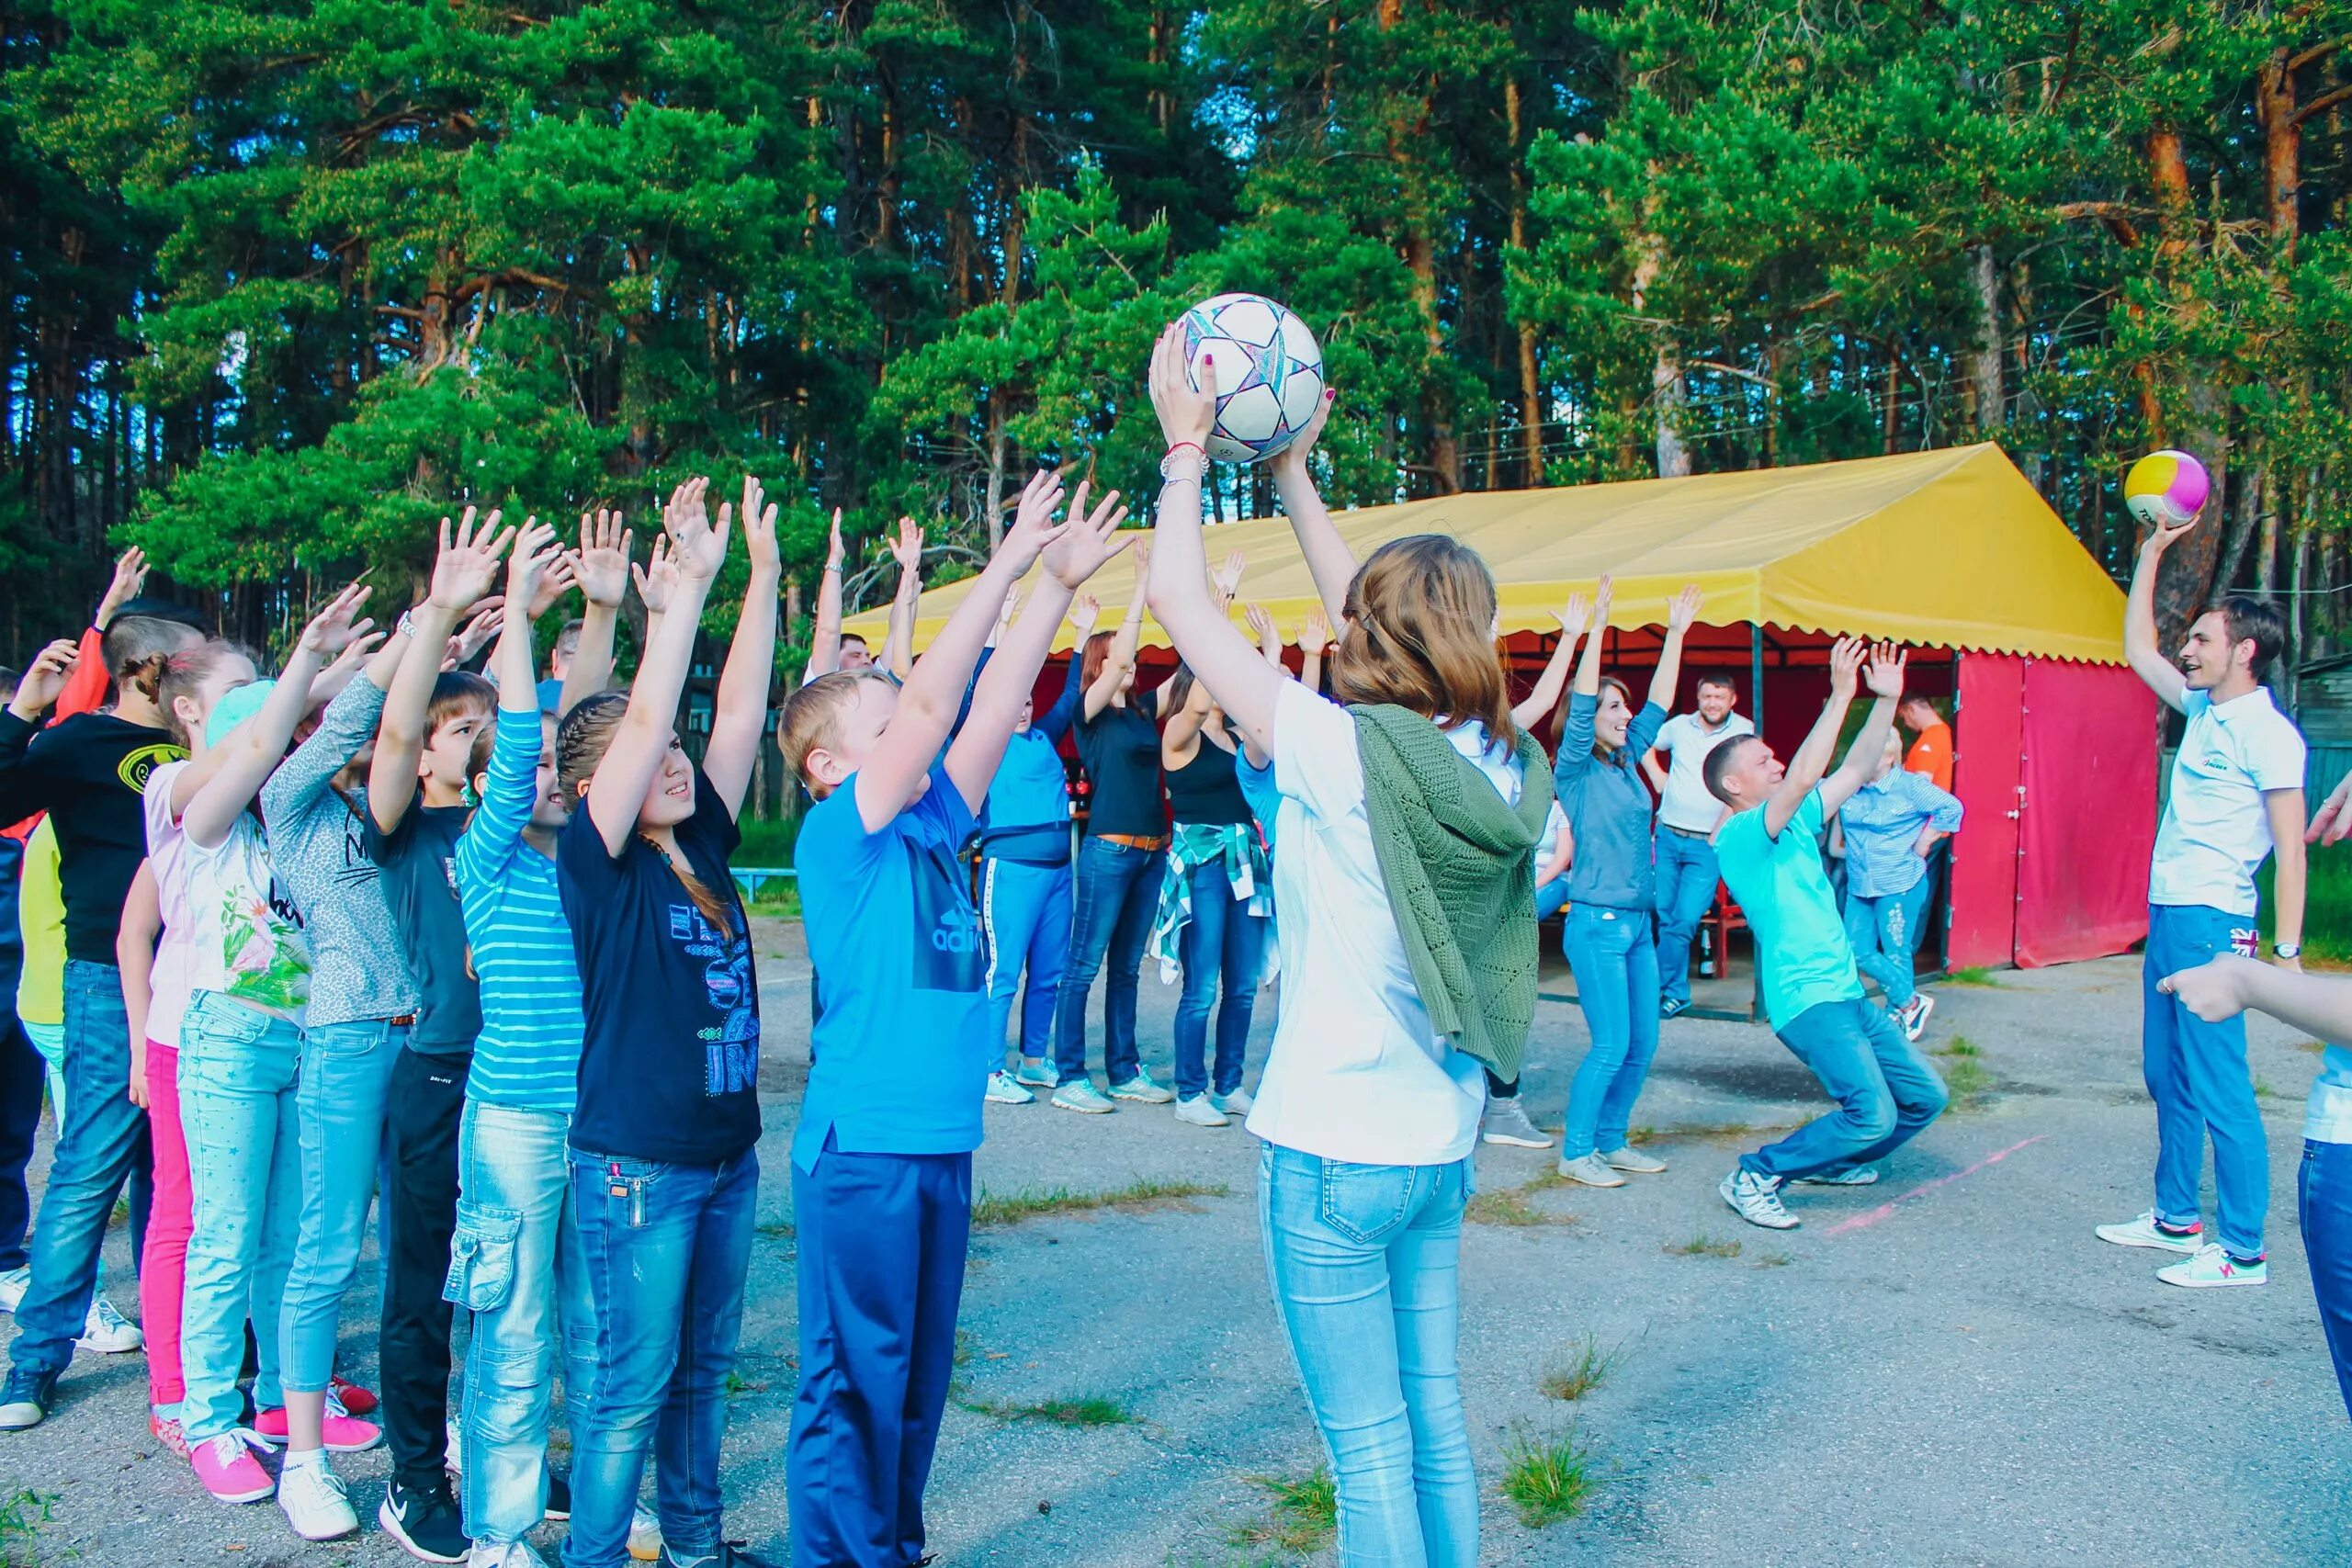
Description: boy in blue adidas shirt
xmin=777 ymin=470 xmax=1130 ymax=1568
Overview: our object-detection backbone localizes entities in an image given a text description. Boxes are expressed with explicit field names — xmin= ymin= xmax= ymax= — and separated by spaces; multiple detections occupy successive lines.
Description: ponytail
xmin=652 ymin=841 xmax=741 ymax=937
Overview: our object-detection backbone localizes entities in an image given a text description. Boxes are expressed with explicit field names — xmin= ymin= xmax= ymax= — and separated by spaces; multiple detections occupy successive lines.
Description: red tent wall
xmin=2014 ymin=660 xmax=2156 ymax=966
xmin=1949 ymin=654 xmax=2024 ymax=969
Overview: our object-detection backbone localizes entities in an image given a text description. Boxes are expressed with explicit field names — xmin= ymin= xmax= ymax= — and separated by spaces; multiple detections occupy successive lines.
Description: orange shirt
xmin=1905 ymin=719 xmax=1953 ymax=793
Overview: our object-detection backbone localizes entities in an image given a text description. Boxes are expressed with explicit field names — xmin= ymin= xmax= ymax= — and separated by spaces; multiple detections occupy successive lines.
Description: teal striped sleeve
xmin=458 ymin=702 xmax=539 ymax=895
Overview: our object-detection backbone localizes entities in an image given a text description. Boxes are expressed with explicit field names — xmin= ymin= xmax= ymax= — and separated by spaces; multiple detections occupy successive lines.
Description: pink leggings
xmin=141 ymin=1042 xmax=190 ymax=1413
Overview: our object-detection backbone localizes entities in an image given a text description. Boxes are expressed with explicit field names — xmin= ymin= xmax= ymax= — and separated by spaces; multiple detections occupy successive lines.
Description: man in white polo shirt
xmin=1645 ymin=672 xmax=1754 ymax=1019
xmin=2099 ymin=513 xmax=2306 ymax=1289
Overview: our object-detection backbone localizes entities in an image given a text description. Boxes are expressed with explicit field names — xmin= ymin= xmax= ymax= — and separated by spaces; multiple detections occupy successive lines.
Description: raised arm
xmin=1033 ymin=594 xmax=1099 ymax=747
xmin=2267 ymin=789 xmax=2307 ymax=969
xmin=1267 ymin=386 xmax=1351 ymax=626
xmin=60 ymin=547 xmax=148 ymax=719
xmin=1572 ymin=575 xmax=1614 ymax=699
xmin=1759 ymin=637 xmax=1866 ymax=840
xmin=1299 ymin=606 xmax=1329 ymax=696
xmin=1161 ymin=667 xmax=1216 ymax=766
xmin=370 ymin=507 xmax=513 ymax=833
xmin=703 ymin=475 xmax=783 ymax=818
xmin=2125 ymin=516 xmax=2195 ymax=715
xmin=1143 ymin=324 xmax=1285 ymax=752
xmin=465 ymin=522 xmax=566 ymax=875
xmin=1648 ymin=585 xmax=1702 ymax=714
xmin=803 ymin=509 xmax=846 ymax=684
xmin=187 ymin=584 xmax=376 ymax=849
xmin=1511 ymin=592 xmax=1590 ymax=732
xmin=880 ymin=516 xmax=923 ymax=682
xmin=1085 ymin=544 xmax=1151 ymax=721
xmin=119 ymin=858 xmax=160 ymax=1109
xmin=584 ymin=480 xmax=722 ymax=855
xmin=558 ymin=508 xmax=631 ymax=716
xmin=1814 ymin=642 xmax=1906 ymax=821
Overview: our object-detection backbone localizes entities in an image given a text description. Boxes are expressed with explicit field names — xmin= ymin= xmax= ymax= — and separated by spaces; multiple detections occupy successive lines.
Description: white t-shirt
xmin=2151 ymin=686 xmax=2306 ymax=918
xmin=1246 ymin=682 xmax=1522 ymax=1167
xmin=140 ymin=761 xmax=198 ymax=1048
xmin=1651 ymin=711 xmax=1754 ymax=832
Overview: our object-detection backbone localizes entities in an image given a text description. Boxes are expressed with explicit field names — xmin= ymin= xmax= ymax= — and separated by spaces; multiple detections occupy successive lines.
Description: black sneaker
xmin=379 ymin=1475 xmax=469 ymax=1563
xmin=661 ymin=1544 xmax=781 ymax=1567
xmin=0 ymin=1365 xmax=60 ymax=1431
xmin=543 ymin=1469 xmax=571 ymax=1521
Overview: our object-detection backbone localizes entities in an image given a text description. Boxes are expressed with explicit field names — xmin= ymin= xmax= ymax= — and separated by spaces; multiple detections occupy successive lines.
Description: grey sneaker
xmin=1480 ymin=1098 xmax=1554 ymax=1149
xmin=1209 ymin=1087 xmax=1254 ymax=1116
xmin=1797 ymin=1166 xmax=1880 ymax=1186
xmin=1051 ymin=1080 xmax=1118 ymax=1114
xmin=1720 ymin=1168 xmax=1799 ymax=1230
xmin=1600 ymin=1145 xmax=1667 ymax=1174
xmin=1555 ymin=1152 xmax=1626 ymax=1188
xmin=1108 ymin=1068 xmax=1175 ymax=1104
xmin=1173 ymin=1095 xmax=1230 ymax=1127
xmin=1012 ymin=1060 xmax=1059 ymax=1089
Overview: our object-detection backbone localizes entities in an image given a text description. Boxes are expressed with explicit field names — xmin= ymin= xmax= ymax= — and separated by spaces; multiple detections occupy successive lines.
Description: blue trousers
xmin=1741 ymin=998 xmax=1949 ymax=1180
xmin=1052 ymin=838 xmax=1164 ymax=1083
xmin=980 ymin=857 xmax=1071 ymax=1063
xmin=1845 ymin=874 xmax=1935 ymax=1011
xmin=2142 ymin=904 xmax=2267 ymax=1258
xmin=1653 ymin=827 xmax=1721 ymax=1006
xmin=1561 ymin=905 xmax=1661 ymax=1160
xmin=2301 ymin=1139 xmax=2352 ymax=1422
xmin=1173 ymin=863 xmax=1270 ymax=1100
xmin=0 ymin=1000 xmax=39 ymax=1274
xmin=787 ymin=1139 xmax=972 ymax=1568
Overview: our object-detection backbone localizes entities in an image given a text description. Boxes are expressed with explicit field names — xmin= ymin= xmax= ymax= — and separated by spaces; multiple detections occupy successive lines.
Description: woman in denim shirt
xmin=1552 ymin=578 xmax=1703 ymax=1190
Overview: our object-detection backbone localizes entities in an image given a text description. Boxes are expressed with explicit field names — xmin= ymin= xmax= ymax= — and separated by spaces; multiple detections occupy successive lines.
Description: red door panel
xmin=1948 ymin=653 xmax=2021 ymax=970
xmin=2015 ymin=660 xmax=2156 ymax=966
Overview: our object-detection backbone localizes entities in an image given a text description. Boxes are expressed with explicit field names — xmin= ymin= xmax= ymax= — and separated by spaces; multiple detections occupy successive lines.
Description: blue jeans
xmin=7 ymin=961 xmax=152 ymax=1378
xmin=1533 ymin=874 xmax=1570 ymax=923
xmin=1653 ymin=827 xmax=1721 ymax=1006
xmin=2143 ymin=904 xmax=2268 ymax=1258
xmin=1173 ymin=864 xmax=1270 ymax=1100
xmin=1561 ymin=905 xmax=1661 ymax=1160
xmin=1259 ymin=1144 xmax=1477 ymax=1568
xmin=1845 ymin=874 xmax=1935 ymax=1011
xmin=564 ymin=1148 xmax=757 ymax=1568
xmin=450 ymin=1101 xmax=597 ymax=1546
xmin=981 ymin=858 xmax=1071 ymax=1063
xmin=1052 ymin=838 xmax=1164 ymax=1083
xmin=0 ymin=1005 xmax=40 ymax=1274
xmin=281 ymin=1016 xmax=406 ymax=1394
xmin=177 ymin=994 xmax=300 ymax=1441
xmin=2301 ymin=1139 xmax=2352 ymax=1421
xmin=786 ymin=1139 xmax=971 ymax=1568
xmin=1741 ymin=998 xmax=1949 ymax=1180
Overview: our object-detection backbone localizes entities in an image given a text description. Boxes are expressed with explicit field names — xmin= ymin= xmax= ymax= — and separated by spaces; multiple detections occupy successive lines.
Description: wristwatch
xmin=2275 ymin=942 xmax=2302 ymax=960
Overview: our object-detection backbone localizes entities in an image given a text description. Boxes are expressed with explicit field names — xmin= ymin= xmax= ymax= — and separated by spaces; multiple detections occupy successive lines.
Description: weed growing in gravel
xmin=1938 ymin=1036 xmax=1993 ymax=1107
xmin=1664 ymin=1233 xmax=1742 ymax=1259
xmin=962 ymin=1392 xmax=1136 ymax=1427
xmin=1540 ymin=1332 xmax=1628 ymax=1402
xmin=1945 ymin=965 xmax=2002 ymax=987
xmin=0 ymin=1489 xmax=53 ymax=1566
xmin=722 ymin=1370 xmax=767 ymax=1399
xmin=1941 ymin=1037 xmax=1981 ymax=1058
xmin=1753 ymin=1251 xmax=1794 ymax=1268
xmin=1465 ymin=1186 xmax=1578 ymax=1227
xmin=2301 ymin=1040 xmax=2328 ymax=1055
xmin=1500 ymin=1425 xmax=1597 ymax=1528
xmin=971 ymin=1179 xmax=1227 ymax=1227
xmin=1226 ymin=1466 xmax=1338 ymax=1553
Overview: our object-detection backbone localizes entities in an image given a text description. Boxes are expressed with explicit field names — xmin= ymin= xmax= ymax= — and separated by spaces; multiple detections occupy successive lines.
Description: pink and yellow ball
xmin=2123 ymin=449 xmax=2211 ymax=528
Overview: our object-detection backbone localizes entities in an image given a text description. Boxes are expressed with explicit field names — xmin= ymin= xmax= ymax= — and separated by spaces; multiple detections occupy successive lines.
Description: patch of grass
xmin=1753 ymin=1250 xmax=1794 ymax=1268
xmin=747 ymin=881 xmax=803 ymax=919
xmin=1937 ymin=1035 xmax=1994 ymax=1108
xmin=722 ymin=1369 xmax=767 ymax=1399
xmin=1499 ymin=1425 xmax=1598 ymax=1529
xmin=1663 ymin=1233 xmax=1742 ymax=1259
xmin=2262 ymin=843 xmax=2352 ymax=967
xmin=2256 ymin=1077 xmax=2290 ymax=1100
xmin=970 ymin=1178 xmax=1227 ymax=1227
xmin=961 ymin=1391 xmax=1136 ymax=1427
xmin=1627 ymin=1123 xmax=1658 ymax=1145
xmin=953 ymin=1329 xmax=977 ymax=1369
xmin=1944 ymin=964 xmax=2002 ymax=987
xmin=2301 ymin=1039 xmax=2329 ymax=1055
xmin=1226 ymin=1466 xmax=1338 ymax=1554
xmin=732 ymin=815 xmax=804 ymax=865
xmin=1539 ymin=1332 xmax=1628 ymax=1402
xmin=0 ymin=1490 xmax=51 ymax=1566
xmin=1464 ymin=1186 xmax=1578 ymax=1228
xmin=1940 ymin=1036 xmax=1982 ymax=1058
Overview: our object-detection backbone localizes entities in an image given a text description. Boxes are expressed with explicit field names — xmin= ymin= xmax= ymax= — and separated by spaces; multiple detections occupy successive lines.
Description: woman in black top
xmin=1154 ymin=661 xmax=1272 ymax=1128
xmin=1047 ymin=547 xmax=1176 ymax=1113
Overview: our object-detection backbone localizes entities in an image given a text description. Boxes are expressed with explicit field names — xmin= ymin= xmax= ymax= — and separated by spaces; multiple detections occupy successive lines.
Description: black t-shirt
xmin=365 ymin=804 xmax=481 ymax=1055
xmin=558 ymin=768 xmax=761 ymax=1165
xmin=1076 ymin=705 xmax=1165 ymax=840
xmin=0 ymin=711 xmax=184 ymax=966
xmin=1165 ymin=733 xmax=1251 ymax=826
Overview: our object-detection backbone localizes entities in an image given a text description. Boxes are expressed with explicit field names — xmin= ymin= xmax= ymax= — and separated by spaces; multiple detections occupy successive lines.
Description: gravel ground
xmin=1 ymin=926 xmax=2346 ymax=1567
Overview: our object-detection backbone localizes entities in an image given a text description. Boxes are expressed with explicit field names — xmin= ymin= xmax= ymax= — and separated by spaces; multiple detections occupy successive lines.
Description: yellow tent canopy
xmin=844 ymin=442 xmax=2126 ymax=664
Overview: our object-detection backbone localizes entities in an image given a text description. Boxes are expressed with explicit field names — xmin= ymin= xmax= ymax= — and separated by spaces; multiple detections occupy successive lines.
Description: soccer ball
xmin=2123 ymin=449 xmax=2211 ymax=528
xmin=1176 ymin=294 xmax=1327 ymax=464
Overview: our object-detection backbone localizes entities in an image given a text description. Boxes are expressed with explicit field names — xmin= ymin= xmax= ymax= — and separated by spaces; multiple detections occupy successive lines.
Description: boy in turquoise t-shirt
xmin=1700 ymin=637 xmax=1949 ymax=1231
xmin=775 ymin=471 xmax=1130 ymax=1568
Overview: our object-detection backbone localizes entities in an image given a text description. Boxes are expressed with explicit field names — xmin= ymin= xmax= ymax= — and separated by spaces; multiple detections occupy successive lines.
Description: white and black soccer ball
xmin=1176 ymin=293 xmax=1327 ymax=464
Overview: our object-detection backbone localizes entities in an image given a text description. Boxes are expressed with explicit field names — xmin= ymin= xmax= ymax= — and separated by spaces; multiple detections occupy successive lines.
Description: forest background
xmin=6 ymin=0 xmax=2352 ymax=693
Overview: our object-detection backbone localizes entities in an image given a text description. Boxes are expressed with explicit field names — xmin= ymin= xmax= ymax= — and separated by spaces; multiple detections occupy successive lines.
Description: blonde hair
xmin=1329 ymin=535 xmax=1514 ymax=739
xmin=555 ymin=688 xmax=739 ymax=935
xmin=777 ymin=669 xmax=893 ymax=800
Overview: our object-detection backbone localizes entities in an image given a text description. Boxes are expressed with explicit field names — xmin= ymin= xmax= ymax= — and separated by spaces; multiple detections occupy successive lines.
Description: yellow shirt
xmin=17 ymin=817 xmax=64 ymax=1028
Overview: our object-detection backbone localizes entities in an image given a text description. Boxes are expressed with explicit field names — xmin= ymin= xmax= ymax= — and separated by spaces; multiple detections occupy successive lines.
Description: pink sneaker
xmin=328 ymin=1374 xmax=379 ymax=1416
xmin=190 ymin=1428 xmax=276 ymax=1504
xmin=150 ymin=1413 xmax=191 ymax=1460
xmin=252 ymin=1394 xmax=382 ymax=1453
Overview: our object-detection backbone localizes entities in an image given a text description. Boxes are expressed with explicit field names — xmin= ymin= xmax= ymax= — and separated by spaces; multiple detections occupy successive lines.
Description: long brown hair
xmin=556 ymin=690 xmax=738 ymax=935
xmin=1080 ymin=630 xmax=1120 ymax=697
xmin=141 ymin=640 xmax=257 ymax=749
xmin=1329 ymin=535 xmax=1514 ymax=739
xmin=1590 ymin=674 xmax=1633 ymax=762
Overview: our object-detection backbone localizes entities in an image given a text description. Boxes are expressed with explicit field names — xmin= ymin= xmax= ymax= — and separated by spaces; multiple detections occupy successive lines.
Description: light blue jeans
xmin=1653 ymin=826 xmax=1721 ymax=1005
xmin=177 ymin=992 xmax=300 ymax=1442
xmin=1259 ymin=1143 xmax=1476 ymax=1568
xmin=280 ymin=1016 xmax=407 ymax=1393
xmin=449 ymin=1100 xmax=598 ymax=1546
xmin=19 ymin=1019 xmax=94 ymax=1294
xmin=1845 ymin=874 xmax=1935 ymax=1010
xmin=1740 ymin=998 xmax=1950 ymax=1181
xmin=2143 ymin=904 xmax=2268 ymax=1258
xmin=1561 ymin=904 xmax=1662 ymax=1160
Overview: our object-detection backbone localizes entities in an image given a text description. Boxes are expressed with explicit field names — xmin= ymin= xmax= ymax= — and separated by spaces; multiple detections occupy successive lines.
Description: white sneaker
xmin=1555 ymin=1153 xmax=1625 ymax=1189
xmin=469 ymin=1543 xmax=548 ymax=1568
xmin=0 ymin=1266 xmax=26 ymax=1313
xmin=77 ymin=1293 xmax=143 ymax=1353
xmin=1480 ymin=1098 xmax=1554 ymax=1149
xmin=2095 ymin=1211 xmax=2203 ymax=1254
xmin=628 ymin=1505 xmax=662 ymax=1562
xmin=1600 ymin=1146 xmax=1667 ymax=1174
xmin=277 ymin=1456 xmax=359 ymax=1540
xmin=2157 ymin=1243 xmax=2269 ymax=1289
xmin=1108 ymin=1068 xmax=1175 ymax=1104
xmin=985 ymin=1071 xmax=1035 ymax=1105
xmin=1050 ymin=1079 xmax=1117 ymax=1114
xmin=1797 ymin=1166 xmax=1880 ymax=1186
xmin=1209 ymin=1087 xmax=1254 ymax=1116
xmin=1720 ymin=1169 xmax=1799 ymax=1230
xmin=1902 ymin=994 xmax=1936 ymax=1043
xmin=447 ymin=1417 xmax=462 ymax=1473
xmin=1173 ymin=1096 xmax=1229 ymax=1128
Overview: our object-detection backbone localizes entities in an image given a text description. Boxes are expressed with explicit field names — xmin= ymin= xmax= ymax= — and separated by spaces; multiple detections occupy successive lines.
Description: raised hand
xmin=663 ymin=477 xmax=729 ymax=581
xmin=824 ymin=508 xmax=844 ymax=570
xmin=526 ymin=531 xmax=576 ymax=621
xmin=632 ymin=535 xmax=679 ymax=615
xmin=1591 ymin=573 xmax=1615 ymax=628
xmin=1272 ymin=386 xmax=1335 ymax=476
xmin=96 ymin=546 xmax=149 ymax=629
xmin=10 ymin=639 xmax=78 ymax=717
xmin=1826 ymin=635 xmax=1866 ymax=700
xmin=1861 ymin=640 xmax=1906 ymax=701
xmin=1244 ymin=602 xmax=1279 ymax=658
xmin=2143 ymin=513 xmax=2200 ymax=557
xmin=1551 ymin=592 xmax=1590 ymax=641
xmin=427 ymin=505 xmax=516 ymax=610
xmin=1667 ymin=583 xmax=1703 ymax=634
xmin=1148 ymin=321 xmax=1218 ymax=452
xmin=299 ymin=581 xmax=377 ymax=658
xmin=445 ymin=597 xmax=506 ymax=670
xmin=738 ymin=475 xmax=781 ymax=575
xmin=887 ymin=515 xmax=925 ymax=577
xmin=1211 ymin=547 xmax=1246 ymax=606
xmin=1011 ymin=469 xmax=1067 ymax=547
xmin=566 ymin=509 xmax=632 ymax=610
xmin=508 ymin=518 xmax=567 ymax=615
xmin=1068 ymin=592 xmax=1101 ymax=640
xmin=1300 ymin=605 xmax=1331 ymax=650
xmin=1041 ymin=479 xmax=1132 ymax=590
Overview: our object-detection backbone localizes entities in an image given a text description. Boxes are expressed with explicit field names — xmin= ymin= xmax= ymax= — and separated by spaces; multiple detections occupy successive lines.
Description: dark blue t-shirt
xmin=791 ymin=765 xmax=988 ymax=1173
xmin=558 ymin=767 xmax=761 ymax=1165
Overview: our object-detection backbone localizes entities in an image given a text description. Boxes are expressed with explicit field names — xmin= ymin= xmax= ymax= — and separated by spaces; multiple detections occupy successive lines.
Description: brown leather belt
xmin=1096 ymin=832 xmax=1170 ymax=852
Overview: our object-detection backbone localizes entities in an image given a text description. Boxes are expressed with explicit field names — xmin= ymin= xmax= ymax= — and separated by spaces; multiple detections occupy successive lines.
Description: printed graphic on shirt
xmin=669 ymin=902 xmax=759 ymax=1096
xmin=907 ymin=839 xmax=986 ymax=993
xmin=117 ymin=742 xmax=187 ymax=795
xmin=220 ymin=878 xmax=311 ymax=1011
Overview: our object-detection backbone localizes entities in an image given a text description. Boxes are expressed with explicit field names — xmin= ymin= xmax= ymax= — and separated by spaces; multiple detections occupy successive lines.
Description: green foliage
xmin=1227 ymin=1467 xmax=1338 ymax=1554
xmin=1499 ymin=1425 xmax=1598 ymax=1529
